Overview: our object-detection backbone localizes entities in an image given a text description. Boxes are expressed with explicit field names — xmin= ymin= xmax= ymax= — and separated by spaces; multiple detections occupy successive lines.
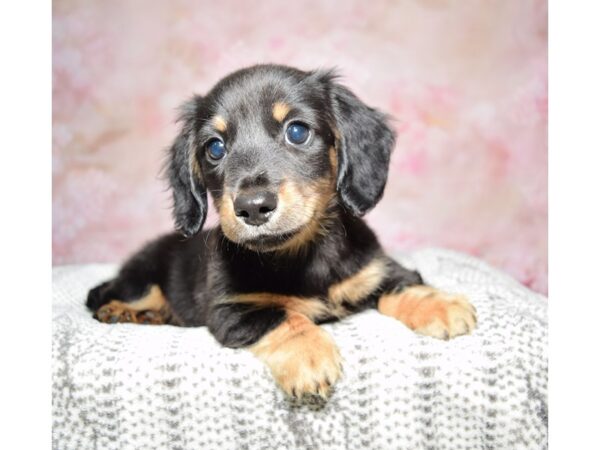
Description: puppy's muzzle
xmin=234 ymin=190 xmax=278 ymax=226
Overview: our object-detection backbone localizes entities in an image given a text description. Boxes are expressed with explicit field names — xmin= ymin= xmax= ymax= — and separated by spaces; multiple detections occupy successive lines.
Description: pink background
xmin=52 ymin=0 xmax=548 ymax=294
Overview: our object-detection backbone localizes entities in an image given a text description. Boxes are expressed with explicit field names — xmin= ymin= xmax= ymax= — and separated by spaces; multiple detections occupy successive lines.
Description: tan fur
xmin=378 ymin=286 xmax=477 ymax=339
xmin=331 ymin=126 xmax=341 ymax=142
xmin=217 ymin=178 xmax=336 ymax=255
xmin=122 ymin=285 xmax=166 ymax=311
xmin=273 ymin=178 xmax=336 ymax=255
xmin=218 ymin=187 xmax=238 ymax=240
xmin=328 ymin=258 xmax=387 ymax=306
xmin=95 ymin=285 xmax=178 ymax=325
xmin=250 ymin=311 xmax=342 ymax=398
xmin=213 ymin=115 xmax=227 ymax=132
xmin=272 ymin=101 xmax=290 ymax=123
xmin=231 ymin=293 xmax=331 ymax=322
xmin=190 ymin=155 xmax=203 ymax=179
xmin=329 ymin=146 xmax=338 ymax=176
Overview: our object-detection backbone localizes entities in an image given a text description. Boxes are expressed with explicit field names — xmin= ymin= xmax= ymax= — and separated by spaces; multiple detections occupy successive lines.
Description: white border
xmin=4 ymin=0 xmax=600 ymax=446
xmin=549 ymin=0 xmax=600 ymax=447
xmin=0 ymin=0 xmax=51 ymax=447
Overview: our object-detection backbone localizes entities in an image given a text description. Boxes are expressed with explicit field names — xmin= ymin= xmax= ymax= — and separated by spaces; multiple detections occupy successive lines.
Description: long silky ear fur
xmin=167 ymin=96 xmax=208 ymax=237
xmin=322 ymin=72 xmax=396 ymax=216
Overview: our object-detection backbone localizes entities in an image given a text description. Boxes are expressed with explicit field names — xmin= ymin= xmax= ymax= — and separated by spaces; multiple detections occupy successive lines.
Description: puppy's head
xmin=168 ymin=65 xmax=395 ymax=252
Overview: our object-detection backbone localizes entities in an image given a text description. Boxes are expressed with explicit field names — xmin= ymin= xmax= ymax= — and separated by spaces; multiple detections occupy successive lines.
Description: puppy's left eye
xmin=285 ymin=122 xmax=310 ymax=145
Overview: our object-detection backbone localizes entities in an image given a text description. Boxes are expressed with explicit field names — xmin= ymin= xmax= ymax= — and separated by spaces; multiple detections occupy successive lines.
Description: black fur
xmin=168 ymin=96 xmax=208 ymax=237
xmin=327 ymin=76 xmax=396 ymax=216
xmin=86 ymin=64 xmax=424 ymax=348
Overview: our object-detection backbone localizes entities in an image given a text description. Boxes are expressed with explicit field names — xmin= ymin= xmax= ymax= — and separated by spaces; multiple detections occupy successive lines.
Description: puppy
xmin=87 ymin=64 xmax=476 ymax=399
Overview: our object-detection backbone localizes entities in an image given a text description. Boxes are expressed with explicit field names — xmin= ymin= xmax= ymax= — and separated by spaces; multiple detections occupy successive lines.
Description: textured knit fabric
xmin=52 ymin=248 xmax=548 ymax=450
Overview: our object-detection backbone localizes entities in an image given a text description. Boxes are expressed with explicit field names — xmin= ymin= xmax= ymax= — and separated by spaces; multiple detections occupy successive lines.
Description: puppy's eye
xmin=285 ymin=122 xmax=310 ymax=145
xmin=206 ymin=139 xmax=226 ymax=161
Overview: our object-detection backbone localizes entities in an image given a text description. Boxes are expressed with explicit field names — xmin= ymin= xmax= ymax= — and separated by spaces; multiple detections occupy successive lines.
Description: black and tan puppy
xmin=87 ymin=64 xmax=476 ymax=399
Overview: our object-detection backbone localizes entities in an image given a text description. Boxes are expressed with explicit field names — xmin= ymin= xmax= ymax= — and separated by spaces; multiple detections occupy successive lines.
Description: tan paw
xmin=251 ymin=312 xmax=343 ymax=399
xmin=93 ymin=285 xmax=172 ymax=325
xmin=94 ymin=301 xmax=166 ymax=325
xmin=378 ymin=286 xmax=477 ymax=339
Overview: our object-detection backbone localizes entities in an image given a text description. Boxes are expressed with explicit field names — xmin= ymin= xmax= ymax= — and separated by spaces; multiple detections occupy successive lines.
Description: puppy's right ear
xmin=167 ymin=96 xmax=208 ymax=237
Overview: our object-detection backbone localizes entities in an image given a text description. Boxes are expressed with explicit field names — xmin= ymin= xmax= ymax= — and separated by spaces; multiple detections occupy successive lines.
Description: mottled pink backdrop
xmin=52 ymin=0 xmax=548 ymax=293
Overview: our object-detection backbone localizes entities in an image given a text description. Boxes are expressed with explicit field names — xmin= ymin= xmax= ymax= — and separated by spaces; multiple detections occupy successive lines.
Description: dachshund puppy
xmin=87 ymin=65 xmax=476 ymax=399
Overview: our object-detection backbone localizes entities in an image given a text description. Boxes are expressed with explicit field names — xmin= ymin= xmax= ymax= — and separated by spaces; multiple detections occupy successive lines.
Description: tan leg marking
xmin=328 ymin=258 xmax=387 ymax=306
xmin=378 ymin=286 xmax=477 ymax=339
xmin=272 ymin=101 xmax=290 ymax=122
xmin=95 ymin=285 xmax=173 ymax=325
xmin=251 ymin=312 xmax=342 ymax=399
xmin=231 ymin=293 xmax=331 ymax=322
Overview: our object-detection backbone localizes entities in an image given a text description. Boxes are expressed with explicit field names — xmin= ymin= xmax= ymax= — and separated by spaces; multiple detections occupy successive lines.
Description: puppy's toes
xmin=379 ymin=286 xmax=477 ymax=339
xmin=136 ymin=310 xmax=166 ymax=325
xmin=251 ymin=312 xmax=343 ymax=399
xmin=94 ymin=301 xmax=139 ymax=324
xmin=275 ymin=334 xmax=342 ymax=400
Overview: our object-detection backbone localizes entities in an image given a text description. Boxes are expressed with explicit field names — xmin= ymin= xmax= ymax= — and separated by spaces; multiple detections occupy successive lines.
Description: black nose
xmin=234 ymin=191 xmax=278 ymax=226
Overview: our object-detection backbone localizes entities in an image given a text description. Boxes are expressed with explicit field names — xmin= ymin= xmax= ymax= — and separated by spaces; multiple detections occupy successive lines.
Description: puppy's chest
xmin=224 ymin=255 xmax=388 ymax=318
xmin=227 ymin=258 xmax=333 ymax=297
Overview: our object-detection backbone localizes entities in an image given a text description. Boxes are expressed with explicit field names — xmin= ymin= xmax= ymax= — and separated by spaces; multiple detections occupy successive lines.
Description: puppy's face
xmin=168 ymin=65 xmax=396 ymax=252
xmin=197 ymin=68 xmax=338 ymax=252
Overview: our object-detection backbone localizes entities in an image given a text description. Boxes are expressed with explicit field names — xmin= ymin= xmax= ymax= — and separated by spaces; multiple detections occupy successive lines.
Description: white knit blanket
xmin=52 ymin=248 xmax=547 ymax=450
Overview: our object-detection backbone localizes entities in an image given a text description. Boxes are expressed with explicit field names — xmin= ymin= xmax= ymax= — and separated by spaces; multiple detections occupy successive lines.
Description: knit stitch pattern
xmin=52 ymin=248 xmax=547 ymax=450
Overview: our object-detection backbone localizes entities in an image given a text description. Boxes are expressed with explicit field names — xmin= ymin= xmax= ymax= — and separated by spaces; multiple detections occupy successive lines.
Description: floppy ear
xmin=167 ymin=96 xmax=208 ymax=237
xmin=328 ymin=78 xmax=396 ymax=216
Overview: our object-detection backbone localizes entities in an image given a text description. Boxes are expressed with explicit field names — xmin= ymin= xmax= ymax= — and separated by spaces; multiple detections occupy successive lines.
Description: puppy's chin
xmin=240 ymin=229 xmax=303 ymax=252
xmin=223 ymin=225 xmax=306 ymax=253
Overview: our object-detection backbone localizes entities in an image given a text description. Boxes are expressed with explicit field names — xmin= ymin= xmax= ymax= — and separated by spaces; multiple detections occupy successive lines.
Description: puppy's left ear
xmin=326 ymin=75 xmax=396 ymax=216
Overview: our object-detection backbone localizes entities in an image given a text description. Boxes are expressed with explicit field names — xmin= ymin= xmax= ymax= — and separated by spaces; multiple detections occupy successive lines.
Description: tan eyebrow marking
xmin=213 ymin=115 xmax=227 ymax=132
xmin=272 ymin=102 xmax=290 ymax=122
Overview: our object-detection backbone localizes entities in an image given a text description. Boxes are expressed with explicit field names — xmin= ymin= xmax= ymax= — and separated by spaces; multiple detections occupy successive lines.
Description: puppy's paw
xmin=251 ymin=312 xmax=342 ymax=399
xmin=273 ymin=329 xmax=342 ymax=399
xmin=94 ymin=301 xmax=166 ymax=325
xmin=95 ymin=301 xmax=135 ymax=323
xmin=378 ymin=286 xmax=477 ymax=339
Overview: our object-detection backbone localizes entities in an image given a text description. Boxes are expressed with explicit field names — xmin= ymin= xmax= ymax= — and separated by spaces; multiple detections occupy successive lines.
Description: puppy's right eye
xmin=206 ymin=139 xmax=226 ymax=161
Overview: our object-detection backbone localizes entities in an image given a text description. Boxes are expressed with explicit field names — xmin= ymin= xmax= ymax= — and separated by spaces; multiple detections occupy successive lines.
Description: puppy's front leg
xmin=208 ymin=302 xmax=342 ymax=399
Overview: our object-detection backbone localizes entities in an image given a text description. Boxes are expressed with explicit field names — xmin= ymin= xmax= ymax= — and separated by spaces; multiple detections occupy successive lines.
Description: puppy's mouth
xmin=219 ymin=179 xmax=335 ymax=252
xmin=239 ymin=227 xmax=305 ymax=252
